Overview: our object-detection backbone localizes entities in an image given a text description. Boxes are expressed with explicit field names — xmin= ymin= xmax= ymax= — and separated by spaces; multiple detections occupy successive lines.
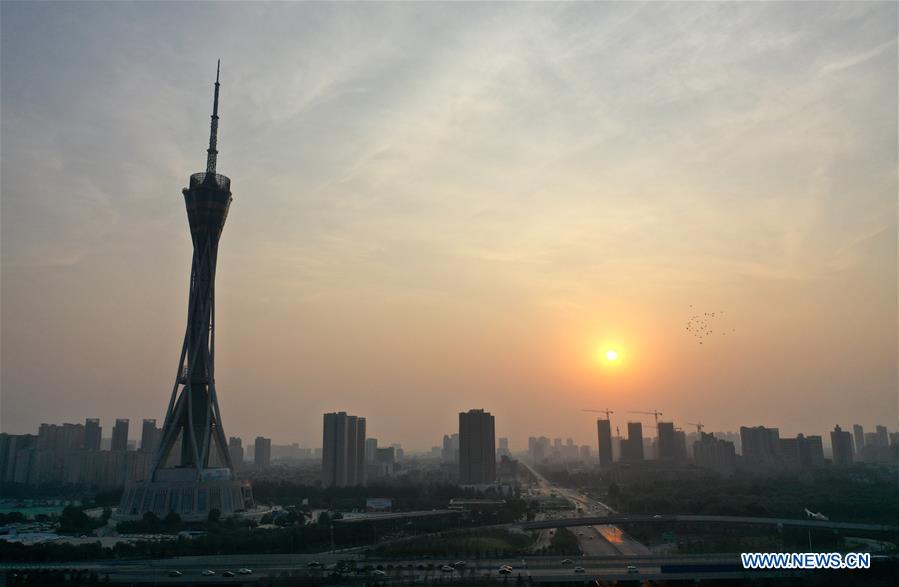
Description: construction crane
xmin=583 ymin=408 xmax=614 ymax=420
xmin=628 ymin=410 xmax=663 ymax=427
xmin=687 ymin=421 xmax=704 ymax=434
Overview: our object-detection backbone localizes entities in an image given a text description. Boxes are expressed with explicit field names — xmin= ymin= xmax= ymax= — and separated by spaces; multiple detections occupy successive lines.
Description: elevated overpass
xmin=521 ymin=514 xmax=899 ymax=533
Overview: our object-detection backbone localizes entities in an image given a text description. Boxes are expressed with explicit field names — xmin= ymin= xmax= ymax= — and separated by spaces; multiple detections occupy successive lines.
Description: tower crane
xmin=687 ymin=422 xmax=704 ymax=435
xmin=583 ymin=408 xmax=614 ymax=420
xmin=628 ymin=409 xmax=663 ymax=427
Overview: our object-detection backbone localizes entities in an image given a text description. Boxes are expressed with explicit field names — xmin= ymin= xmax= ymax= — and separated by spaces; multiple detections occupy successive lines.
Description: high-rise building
xmin=117 ymin=64 xmax=255 ymax=521
xmin=657 ymin=422 xmax=676 ymax=460
xmin=459 ymin=409 xmax=496 ymax=485
xmin=830 ymin=425 xmax=854 ymax=466
xmin=739 ymin=426 xmax=781 ymax=467
xmin=874 ymin=425 xmax=889 ymax=447
xmin=442 ymin=434 xmax=460 ymax=463
xmin=674 ymin=429 xmax=688 ymax=461
xmin=254 ymin=437 xmax=272 ymax=469
xmin=365 ymin=438 xmax=378 ymax=463
xmin=322 ymin=412 xmax=367 ymax=487
xmin=852 ymin=424 xmax=865 ymax=454
xmin=84 ymin=419 xmax=102 ymax=451
xmin=797 ymin=434 xmax=825 ymax=468
xmin=693 ymin=432 xmax=736 ymax=474
xmin=111 ymin=419 xmax=130 ymax=452
xmin=596 ymin=419 xmax=613 ymax=468
xmin=621 ymin=422 xmax=644 ymax=462
xmin=228 ymin=437 xmax=244 ymax=467
xmin=140 ymin=419 xmax=161 ymax=453
xmin=497 ymin=437 xmax=510 ymax=459
xmin=37 ymin=423 xmax=86 ymax=452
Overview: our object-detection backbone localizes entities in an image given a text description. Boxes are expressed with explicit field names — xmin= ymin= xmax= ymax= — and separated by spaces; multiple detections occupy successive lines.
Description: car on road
xmin=574 ymin=566 xmax=586 ymax=573
xmin=453 ymin=561 xmax=467 ymax=568
xmin=201 ymin=569 xmax=215 ymax=576
xmin=167 ymin=570 xmax=182 ymax=577
xmin=441 ymin=565 xmax=455 ymax=572
xmin=498 ymin=567 xmax=512 ymax=575
xmin=222 ymin=571 xmax=235 ymax=577
xmin=238 ymin=568 xmax=253 ymax=575
xmin=307 ymin=561 xmax=322 ymax=568
xmin=372 ymin=570 xmax=387 ymax=577
xmin=627 ymin=565 xmax=639 ymax=574
xmin=561 ymin=559 xmax=573 ymax=565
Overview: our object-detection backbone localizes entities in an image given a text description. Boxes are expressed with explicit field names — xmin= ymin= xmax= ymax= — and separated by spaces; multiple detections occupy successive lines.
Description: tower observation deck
xmin=118 ymin=62 xmax=254 ymax=520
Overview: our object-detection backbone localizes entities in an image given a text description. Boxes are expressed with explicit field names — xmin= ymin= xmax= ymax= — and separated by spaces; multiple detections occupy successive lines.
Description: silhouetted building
xmin=596 ymin=419 xmax=613 ymax=468
xmin=621 ymin=422 xmax=644 ymax=462
xmin=228 ymin=437 xmax=244 ymax=467
xmin=852 ymin=424 xmax=865 ymax=454
xmin=830 ymin=425 xmax=854 ymax=466
xmin=111 ymin=419 xmax=130 ymax=452
xmin=740 ymin=426 xmax=780 ymax=467
xmin=874 ymin=425 xmax=888 ymax=447
xmin=254 ymin=436 xmax=271 ymax=469
xmin=693 ymin=432 xmax=736 ymax=474
xmin=674 ymin=429 xmax=688 ymax=461
xmin=322 ymin=412 xmax=366 ymax=487
xmin=37 ymin=423 xmax=85 ymax=452
xmin=84 ymin=419 xmax=102 ymax=451
xmin=657 ymin=422 xmax=676 ymax=460
xmin=797 ymin=434 xmax=825 ymax=468
xmin=140 ymin=419 xmax=161 ymax=453
xmin=459 ymin=409 xmax=495 ymax=485
xmin=365 ymin=438 xmax=378 ymax=463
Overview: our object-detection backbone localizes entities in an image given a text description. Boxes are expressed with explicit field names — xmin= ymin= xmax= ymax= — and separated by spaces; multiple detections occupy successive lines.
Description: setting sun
xmin=605 ymin=350 xmax=619 ymax=361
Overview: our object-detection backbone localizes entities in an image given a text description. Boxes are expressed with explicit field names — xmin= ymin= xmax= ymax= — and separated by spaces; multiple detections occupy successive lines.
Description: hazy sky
xmin=2 ymin=2 xmax=896 ymax=451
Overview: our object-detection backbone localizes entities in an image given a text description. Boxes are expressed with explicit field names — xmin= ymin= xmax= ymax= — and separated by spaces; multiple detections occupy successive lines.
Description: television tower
xmin=119 ymin=63 xmax=253 ymax=520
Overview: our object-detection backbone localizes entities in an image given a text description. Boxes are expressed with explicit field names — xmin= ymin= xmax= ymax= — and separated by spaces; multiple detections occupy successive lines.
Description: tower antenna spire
xmin=206 ymin=59 xmax=221 ymax=174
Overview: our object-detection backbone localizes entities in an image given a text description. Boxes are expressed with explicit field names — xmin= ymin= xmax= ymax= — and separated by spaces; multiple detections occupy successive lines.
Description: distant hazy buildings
xmin=830 ymin=425 xmax=854 ymax=466
xmin=442 ymin=433 xmax=459 ymax=463
xmin=254 ymin=436 xmax=272 ymax=469
xmin=459 ymin=409 xmax=495 ymax=485
xmin=229 ymin=437 xmax=244 ymax=467
xmin=322 ymin=412 xmax=366 ymax=488
xmin=596 ymin=419 xmax=613 ymax=468
xmin=111 ymin=419 xmax=129 ymax=452
xmin=497 ymin=437 xmax=510 ymax=459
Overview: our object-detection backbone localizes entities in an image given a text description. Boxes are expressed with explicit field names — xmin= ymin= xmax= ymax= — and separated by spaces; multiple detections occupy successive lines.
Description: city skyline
xmin=2 ymin=2 xmax=897 ymax=450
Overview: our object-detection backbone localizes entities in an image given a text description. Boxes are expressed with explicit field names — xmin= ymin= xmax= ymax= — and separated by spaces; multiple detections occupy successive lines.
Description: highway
xmin=3 ymin=553 xmax=854 ymax=583
xmin=521 ymin=461 xmax=651 ymax=557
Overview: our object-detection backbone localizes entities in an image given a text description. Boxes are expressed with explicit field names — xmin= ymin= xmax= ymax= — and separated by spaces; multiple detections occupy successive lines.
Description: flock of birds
xmin=685 ymin=305 xmax=735 ymax=344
